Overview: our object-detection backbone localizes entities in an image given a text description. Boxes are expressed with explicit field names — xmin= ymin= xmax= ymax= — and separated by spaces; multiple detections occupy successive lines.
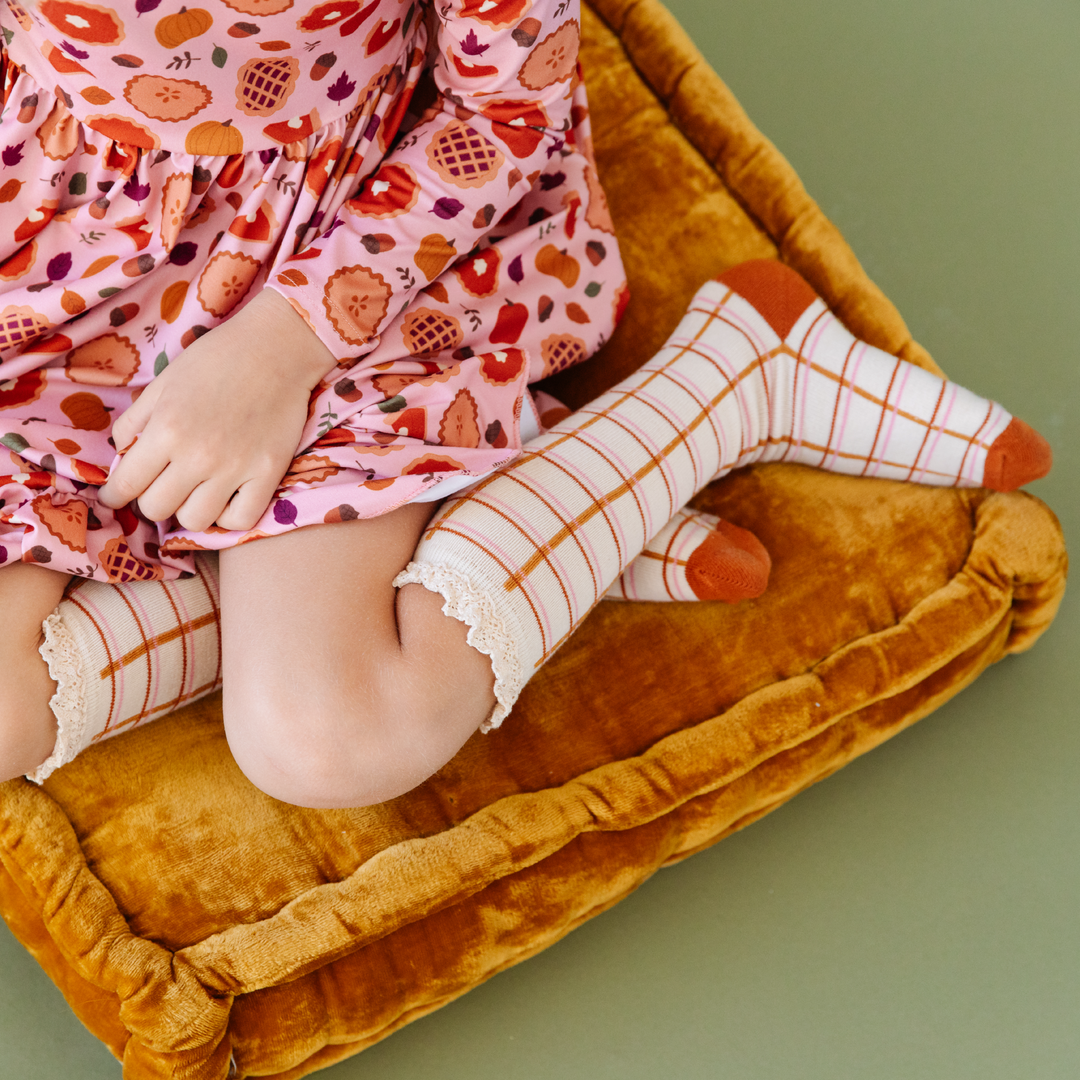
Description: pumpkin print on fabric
xmin=518 ymin=20 xmax=580 ymax=90
xmin=197 ymin=250 xmax=261 ymax=317
xmin=65 ymin=333 xmax=142 ymax=386
xmin=401 ymin=308 xmax=463 ymax=359
xmin=185 ymin=119 xmax=245 ymax=155
xmin=38 ymin=0 xmax=125 ymax=45
xmin=125 ymin=76 xmax=212 ymax=123
xmin=32 ymin=495 xmax=89 ymax=553
xmin=322 ymin=265 xmax=392 ymax=346
xmin=426 ymin=120 xmax=505 ymax=189
xmin=235 ymin=56 xmax=300 ymax=116
xmin=153 ymin=6 xmax=214 ymax=48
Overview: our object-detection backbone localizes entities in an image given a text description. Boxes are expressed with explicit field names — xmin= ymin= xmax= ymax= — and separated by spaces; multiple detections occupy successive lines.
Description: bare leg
xmin=218 ymin=501 xmax=496 ymax=808
xmin=0 ymin=565 xmax=71 ymax=781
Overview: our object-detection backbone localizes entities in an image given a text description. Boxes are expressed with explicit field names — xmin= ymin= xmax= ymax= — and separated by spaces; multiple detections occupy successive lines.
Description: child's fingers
xmin=110 ymin=383 xmax=159 ymax=452
xmin=213 ymin=476 xmax=281 ymax=533
xmin=173 ymin=477 xmax=243 ymax=534
xmin=98 ymin=436 xmax=172 ymax=512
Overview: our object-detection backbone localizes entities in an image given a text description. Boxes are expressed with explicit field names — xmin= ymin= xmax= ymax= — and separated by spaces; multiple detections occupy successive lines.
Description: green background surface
xmin=2 ymin=0 xmax=1076 ymax=1076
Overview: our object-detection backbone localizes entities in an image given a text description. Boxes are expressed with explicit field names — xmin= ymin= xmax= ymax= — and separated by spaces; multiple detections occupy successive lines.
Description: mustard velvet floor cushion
xmin=0 ymin=1 xmax=1068 ymax=1077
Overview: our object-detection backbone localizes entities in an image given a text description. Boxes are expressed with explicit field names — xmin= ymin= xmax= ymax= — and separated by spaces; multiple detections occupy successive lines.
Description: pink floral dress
xmin=0 ymin=0 xmax=626 ymax=582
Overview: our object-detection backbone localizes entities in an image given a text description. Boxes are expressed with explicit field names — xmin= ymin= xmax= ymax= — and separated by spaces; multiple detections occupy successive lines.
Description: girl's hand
xmin=99 ymin=289 xmax=339 ymax=533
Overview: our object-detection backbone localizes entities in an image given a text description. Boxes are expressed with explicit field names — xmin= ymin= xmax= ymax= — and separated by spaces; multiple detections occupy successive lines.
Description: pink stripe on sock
xmin=866 ymin=362 xmax=910 ymax=478
xmin=825 ymin=343 xmax=866 ymax=472
xmin=789 ymin=311 xmax=833 ymax=461
xmin=117 ymin=583 xmax=163 ymax=728
xmin=575 ymin=402 xmax=685 ymax=537
xmin=70 ymin=587 xmax=130 ymax=736
xmin=913 ymin=385 xmax=957 ymax=485
xmin=667 ymin=333 xmax=758 ymax=470
xmin=533 ymin=449 xmax=634 ymax=576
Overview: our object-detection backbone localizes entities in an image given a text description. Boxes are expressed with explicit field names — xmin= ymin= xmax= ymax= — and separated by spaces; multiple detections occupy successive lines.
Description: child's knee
xmin=222 ymin=671 xmax=487 ymax=808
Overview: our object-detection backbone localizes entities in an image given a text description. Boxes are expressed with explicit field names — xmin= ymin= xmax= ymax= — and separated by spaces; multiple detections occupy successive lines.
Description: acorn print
xmin=18 ymin=93 xmax=39 ymax=123
xmin=512 ymin=16 xmax=540 ymax=46
xmin=310 ymin=51 xmax=337 ymax=80
xmin=227 ymin=20 xmax=259 ymax=36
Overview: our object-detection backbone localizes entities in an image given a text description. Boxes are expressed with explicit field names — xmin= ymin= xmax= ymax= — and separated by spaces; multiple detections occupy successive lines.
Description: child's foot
xmin=606 ymin=508 xmax=770 ymax=602
xmin=713 ymin=260 xmax=1052 ymax=491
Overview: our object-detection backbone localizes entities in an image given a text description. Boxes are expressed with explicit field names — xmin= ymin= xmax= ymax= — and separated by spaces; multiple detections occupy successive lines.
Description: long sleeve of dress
xmin=266 ymin=0 xmax=587 ymax=361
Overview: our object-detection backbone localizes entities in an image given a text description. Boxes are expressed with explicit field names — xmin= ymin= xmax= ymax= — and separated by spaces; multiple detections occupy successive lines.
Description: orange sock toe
xmin=685 ymin=520 xmax=772 ymax=602
xmin=982 ymin=417 xmax=1052 ymax=492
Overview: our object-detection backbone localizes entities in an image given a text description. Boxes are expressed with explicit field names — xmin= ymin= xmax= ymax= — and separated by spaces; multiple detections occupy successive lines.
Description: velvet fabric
xmin=0 ymin=1 xmax=1067 ymax=1077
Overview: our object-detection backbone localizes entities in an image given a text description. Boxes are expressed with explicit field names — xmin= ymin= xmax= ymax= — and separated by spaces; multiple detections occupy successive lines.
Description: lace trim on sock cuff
xmin=393 ymin=561 xmax=523 ymax=731
xmin=29 ymin=610 xmax=90 ymax=784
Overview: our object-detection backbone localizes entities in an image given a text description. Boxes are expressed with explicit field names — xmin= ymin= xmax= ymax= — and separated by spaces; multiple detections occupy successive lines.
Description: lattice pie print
xmin=235 ymin=57 xmax=300 ymax=117
xmin=540 ymin=332 xmax=587 ymax=375
xmin=401 ymin=308 xmax=464 ymax=358
xmin=426 ymin=121 xmax=505 ymax=189
xmin=99 ymin=537 xmax=163 ymax=583
xmin=0 ymin=305 xmax=49 ymax=354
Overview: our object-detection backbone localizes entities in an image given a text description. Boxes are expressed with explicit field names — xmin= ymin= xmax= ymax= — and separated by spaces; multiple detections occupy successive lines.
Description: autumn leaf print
xmin=273 ymin=499 xmax=298 ymax=526
xmin=461 ymin=29 xmax=489 ymax=55
xmin=135 ymin=0 xmax=163 ymax=14
xmin=326 ymin=71 xmax=356 ymax=102
xmin=2 ymin=143 xmax=24 ymax=167
xmin=431 ymin=197 xmax=464 ymax=220
xmin=123 ymin=175 xmax=151 ymax=203
xmin=47 ymin=252 xmax=73 ymax=281
xmin=212 ymin=44 xmax=227 ymax=67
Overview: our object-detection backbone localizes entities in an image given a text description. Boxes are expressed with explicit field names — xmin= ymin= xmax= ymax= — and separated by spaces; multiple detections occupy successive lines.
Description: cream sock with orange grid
xmin=395 ymin=259 xmax=1051 ymax=727
xmin=29 ymin=553 xmax=222 ymax=783
xmin=604 ymin=507 xmax=771 ymax=602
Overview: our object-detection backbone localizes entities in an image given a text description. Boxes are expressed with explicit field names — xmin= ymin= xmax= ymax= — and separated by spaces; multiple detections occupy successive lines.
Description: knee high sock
xmin=395 ymin=259 xmax=1051 ymax=727
xmin=30 ymin=553 xmax=222 ymax=783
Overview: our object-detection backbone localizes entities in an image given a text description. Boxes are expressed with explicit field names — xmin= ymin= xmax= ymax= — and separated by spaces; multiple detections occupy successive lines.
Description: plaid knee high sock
xmin=31 ymin=553 xmax=222 ymax=782
xmin=395 ymin=260 xmax=1051 ymax=726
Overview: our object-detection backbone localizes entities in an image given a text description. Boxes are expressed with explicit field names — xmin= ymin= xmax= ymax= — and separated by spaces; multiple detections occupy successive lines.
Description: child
xmin=0 ymin=0 xmax=1050 ymax=804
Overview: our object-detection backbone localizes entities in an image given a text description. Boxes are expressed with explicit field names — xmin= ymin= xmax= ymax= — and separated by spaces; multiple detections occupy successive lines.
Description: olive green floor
xmin=2 ymin=0 xmax=1076 ymax=1076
